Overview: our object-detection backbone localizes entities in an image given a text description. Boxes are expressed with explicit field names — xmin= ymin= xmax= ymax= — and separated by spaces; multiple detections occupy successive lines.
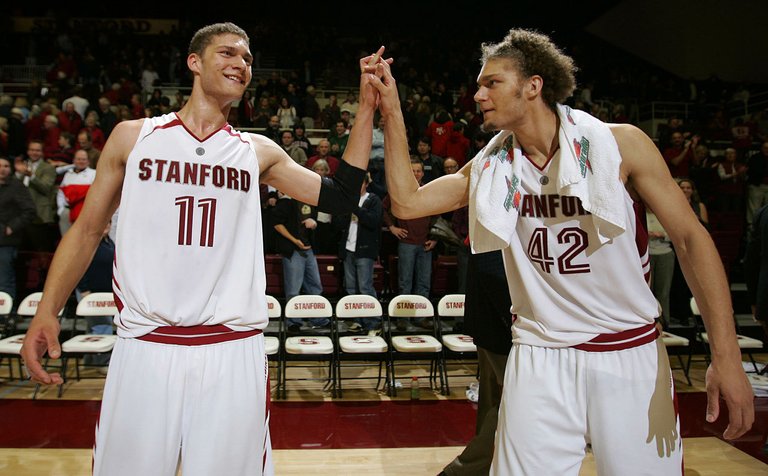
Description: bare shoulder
xmin=109 ymin=119 xmax=145 ymax=141
xmin=607 ymin=122 xmax=651 ymax=149
xmin=249 ymin=133 xmax=284 ymax=160
xmin=248 ymin=132 xmax=278 ymax=149
xmin=248 ymin=132 xmax=293 ymax=181
xmin=99 ymin=119 xmax=145 ymax=167
xmin=105 ymin=120 xmax=145 ymax=152
xmin=607 ymin=123 xmax=663 ymax=181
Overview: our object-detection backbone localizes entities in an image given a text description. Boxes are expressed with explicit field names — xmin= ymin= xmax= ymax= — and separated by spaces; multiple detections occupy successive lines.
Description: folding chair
xmin=0 ymin=292 xmax=12 ymax=336
xmin=56 ymin=292 xmax=118 ymax=397
xmin=279 ymin=295 xmax=335 ymax=398
xmin=334 ymin=294 xmax=388 ymax=397
xmin=661 ymin=331 xmax=692 ymax=385
xmin=689 ymin=297 xmax=763 ymax=373
xmin=264 ymin=295 xmax=282 ymax=394
xmin=386 ymin=294 xmax=446 ymax=396
xmin=436 ymin=294 xmax=477 ymax=393
xmin=653 ymin=299 xmax=693 ymax=385
xmin=0 ymin=292 xmax=17 ymax=379
xmin=0 ymin=292 xmax=65 ymax=384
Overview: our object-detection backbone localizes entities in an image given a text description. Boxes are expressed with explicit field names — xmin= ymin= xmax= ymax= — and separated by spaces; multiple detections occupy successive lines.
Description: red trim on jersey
xmin=222 ymin=123 xmax=252 ymax=145
xmin=572 ymin=323 xmax=659 ymax=352
xmin=111 ymin=252 xmax=126 ymax=325
xmin=522 ymin=143 xmax=560 ymax=172
xmin=146 ymin=113 xmax=221 ymax=143
xmin=633 ymin=200 xmax=649 ymax=259
xmin=137 ymin=324 xmax=262 ymax=346
xmin=112 ymin=288 xmax=124 ymax=313
xmin=148 ymin=114 xmax=250 ymax=145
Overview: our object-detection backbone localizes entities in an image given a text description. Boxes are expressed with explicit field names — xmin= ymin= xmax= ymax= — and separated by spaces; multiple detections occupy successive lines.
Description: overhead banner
xmin=12 ymin=17 xmax=179 ymax=35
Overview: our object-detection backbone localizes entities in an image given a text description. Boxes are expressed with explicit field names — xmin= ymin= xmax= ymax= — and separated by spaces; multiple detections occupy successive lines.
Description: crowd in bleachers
xmin=1 ymin=19 xmax=768 ymax=330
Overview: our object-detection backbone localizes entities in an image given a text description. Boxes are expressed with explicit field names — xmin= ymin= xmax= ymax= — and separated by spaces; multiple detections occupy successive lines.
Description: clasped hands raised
xmin=358 ymin=46 xmax=399 ymax=114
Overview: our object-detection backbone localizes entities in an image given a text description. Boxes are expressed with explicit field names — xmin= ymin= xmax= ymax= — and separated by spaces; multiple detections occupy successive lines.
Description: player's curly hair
xmin=188 ymin=22 xmax=249 ymax=56
xmin=480 ymin=29 xmax=577 ymax=109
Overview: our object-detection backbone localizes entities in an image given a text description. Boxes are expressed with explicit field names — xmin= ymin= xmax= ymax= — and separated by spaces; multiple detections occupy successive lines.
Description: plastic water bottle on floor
xmin=410 ymin=376 xmax=420 ymax=400
xmin=466 ymin=381 xmax=479 ymax=403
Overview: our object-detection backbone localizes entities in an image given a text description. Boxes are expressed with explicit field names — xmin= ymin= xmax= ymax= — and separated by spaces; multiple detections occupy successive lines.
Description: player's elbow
xmin=390 ymin=200 xmax=420 ymax=220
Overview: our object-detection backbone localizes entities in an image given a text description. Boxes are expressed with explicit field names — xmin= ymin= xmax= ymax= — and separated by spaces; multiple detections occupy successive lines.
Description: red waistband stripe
xmin=572 ymin=323 xmax=659 ymax=352
xmin=137 ymin=324 xmax=262 ymax=346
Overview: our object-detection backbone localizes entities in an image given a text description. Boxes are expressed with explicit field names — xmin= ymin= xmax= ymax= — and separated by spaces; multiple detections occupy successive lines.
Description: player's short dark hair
xmin=188 ymin=22 xmax=249 ymax=57
xmin=480 ymin=28 xmax=577 ymax=109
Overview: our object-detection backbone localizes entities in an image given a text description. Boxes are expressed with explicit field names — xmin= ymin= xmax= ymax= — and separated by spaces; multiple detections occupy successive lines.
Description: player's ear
xmin=188 ymin=53 xmax=201 ymax=75
xmin=526 ymin=75 xmax=543 ymax=100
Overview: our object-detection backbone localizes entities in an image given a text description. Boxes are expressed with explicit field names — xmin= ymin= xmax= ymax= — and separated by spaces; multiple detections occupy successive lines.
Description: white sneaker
xmin=347 ymin=322 xmax=363 ymax=332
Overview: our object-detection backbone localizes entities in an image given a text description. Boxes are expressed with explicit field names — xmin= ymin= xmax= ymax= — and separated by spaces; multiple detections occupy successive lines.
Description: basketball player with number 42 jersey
xmin=21 ymin=23 xmax=388 ymax=476
xmin=372 ymin=29 xmax=753 ymax=476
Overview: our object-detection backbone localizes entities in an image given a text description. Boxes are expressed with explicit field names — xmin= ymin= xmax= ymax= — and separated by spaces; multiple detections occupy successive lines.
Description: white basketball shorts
xmin=492 ymin=324 xmax=682 ymax=475
xmin=93 ymin=326 xmax=273 ymax=476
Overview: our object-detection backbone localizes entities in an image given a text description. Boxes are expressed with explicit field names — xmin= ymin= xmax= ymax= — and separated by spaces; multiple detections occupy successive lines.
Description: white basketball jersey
xmin=113 ymin=113 xmax=268 ymax=337
xmin=503 ymin=150 xmax=657 ymax=347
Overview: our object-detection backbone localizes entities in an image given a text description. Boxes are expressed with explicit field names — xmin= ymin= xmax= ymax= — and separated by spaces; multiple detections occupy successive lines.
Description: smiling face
xmin=72 ymin=150 xmax=90 ymax=171
xmin=474 ymin=58 xmax=528 ymax=132
xmin=678 ymin=180 xmax=693 ymax=200
xmin=190 ymin=33 xmax=253 ymax=104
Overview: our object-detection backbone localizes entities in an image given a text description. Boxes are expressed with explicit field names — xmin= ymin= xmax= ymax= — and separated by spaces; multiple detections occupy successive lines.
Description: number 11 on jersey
xmin=175 ymin=195 xmax=218 ymax=247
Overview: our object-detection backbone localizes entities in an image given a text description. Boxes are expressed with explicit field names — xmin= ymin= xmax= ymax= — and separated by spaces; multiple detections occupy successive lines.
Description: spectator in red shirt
xmin=662 ymin=132 xmax=700 ymax=178
xmin=307 ymin=139 xmax=340 ymax=176
xmin=426 ymin=109 xmax=453 ymax=158
xmin=446 ymin=121 xmax=471 ymax=167
xmin=42 ymin=115 xmax=62 ymax=158
xmin=81 ymin=112 xmax=106 ymax=151
xmin=58 ymin=101 xmax=83 ymax=136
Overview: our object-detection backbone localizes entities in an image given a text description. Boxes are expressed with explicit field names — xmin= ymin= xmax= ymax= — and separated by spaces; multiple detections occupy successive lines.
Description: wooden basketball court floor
xmin=1 ymin=355 xmax=766 ymax=475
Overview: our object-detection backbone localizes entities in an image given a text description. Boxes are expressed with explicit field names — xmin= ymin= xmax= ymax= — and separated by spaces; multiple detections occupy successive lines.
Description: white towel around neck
xmin=468 ymin=104 xmax=626 ymax=254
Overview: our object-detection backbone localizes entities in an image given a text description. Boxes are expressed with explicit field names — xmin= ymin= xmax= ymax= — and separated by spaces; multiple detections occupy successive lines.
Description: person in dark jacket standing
xmin=272 ymin=191 xmax=328 ymax=331
xmin=339 ymin=173 xmax=383 ymax=332
xmin=0 ymin=156 xmax=37 ymax=299
xmin=746 ymin=141 xmax=768 ymax=237
xmin=440 ymin=249 xmax=512 ymax=476
xmin=745 ymin=203 xmax=768 ymax=346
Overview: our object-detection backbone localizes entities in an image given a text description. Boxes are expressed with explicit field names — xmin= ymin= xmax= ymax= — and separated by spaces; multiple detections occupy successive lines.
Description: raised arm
xmin=614 ymin=123 xmax=754 ymax=440
xmin=20 ymin=119 xmax=139 ymax=385
xmin=370 ymin=57 xmax=469 ymax=219
xmin=259 ymin=49 xmax=383 ymax=210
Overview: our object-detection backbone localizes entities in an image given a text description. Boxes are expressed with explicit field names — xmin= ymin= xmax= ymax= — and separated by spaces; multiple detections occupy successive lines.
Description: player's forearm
xmin=382 ymin=108 xmax=419 ymax=218
xmin=341 ymin=102 xmax=373 ymax=172
xmin=677 ymin=230 xmax=741 ymax=359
